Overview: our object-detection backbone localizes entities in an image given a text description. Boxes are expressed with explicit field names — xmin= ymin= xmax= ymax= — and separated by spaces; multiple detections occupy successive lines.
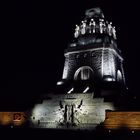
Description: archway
xmin=74 ymin=66 xmax=94 ymax=81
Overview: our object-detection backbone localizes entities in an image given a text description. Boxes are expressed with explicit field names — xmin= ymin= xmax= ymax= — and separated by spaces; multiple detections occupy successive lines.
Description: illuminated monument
xmin=30 ymin=8 xmax=126 ymax=129
xmin=59 ymin=8 xmax=125 ymax=89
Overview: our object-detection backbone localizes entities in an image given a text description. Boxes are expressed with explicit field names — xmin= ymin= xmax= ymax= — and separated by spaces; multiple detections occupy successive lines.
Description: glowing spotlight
xmin=56 ymin=81 xmax=64 ymax=85
xmin=83 ymin=86 xmax=89 ymax=93
xmin=67 ymin=88 xmax=74 ymax=94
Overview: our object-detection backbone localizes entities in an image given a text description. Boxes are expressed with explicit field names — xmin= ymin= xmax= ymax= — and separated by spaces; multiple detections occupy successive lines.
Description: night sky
xmin=1 ymin=0 xmax=140 ymax=110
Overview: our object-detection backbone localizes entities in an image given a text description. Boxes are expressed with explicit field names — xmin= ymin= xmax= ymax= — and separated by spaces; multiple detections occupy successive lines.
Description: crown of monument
xmin=74 ymin=7 xmax=116 ymax=40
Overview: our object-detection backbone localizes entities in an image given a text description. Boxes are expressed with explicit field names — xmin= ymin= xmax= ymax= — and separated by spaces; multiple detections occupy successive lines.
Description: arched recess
xmin=117 ymin=70 xmax=122 ymax=82
xmin=74 ymin=66 xmax=94 ymax=81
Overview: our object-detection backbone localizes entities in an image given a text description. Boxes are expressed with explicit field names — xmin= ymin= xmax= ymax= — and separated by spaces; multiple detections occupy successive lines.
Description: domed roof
xmin=85 ymin=7 xmax=104 ymax=19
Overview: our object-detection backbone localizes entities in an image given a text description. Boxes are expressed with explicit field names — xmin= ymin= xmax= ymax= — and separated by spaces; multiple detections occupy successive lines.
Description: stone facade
xmin=62 ymin=43 xmax=124 ymax=84
xmin=31 ymin=93 xmax=114 ymax=129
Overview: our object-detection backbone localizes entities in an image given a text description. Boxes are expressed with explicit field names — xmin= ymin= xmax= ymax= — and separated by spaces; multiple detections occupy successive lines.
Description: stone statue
xmin=74 ymin=25 xmax=80 ymax=38
xmin=81 ymin=21 xmax=86 ymax=35
xmin=89 ymin=19 xmax=96 ymax=33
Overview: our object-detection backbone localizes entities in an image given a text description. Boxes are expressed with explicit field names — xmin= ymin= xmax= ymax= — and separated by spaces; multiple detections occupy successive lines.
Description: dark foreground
xmin=1 ymin=128 xmax=140 ymax=140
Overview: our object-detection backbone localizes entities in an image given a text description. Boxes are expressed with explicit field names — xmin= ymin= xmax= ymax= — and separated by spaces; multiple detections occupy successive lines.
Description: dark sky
xmin=1 ymin=0 xmax=140 ymax=110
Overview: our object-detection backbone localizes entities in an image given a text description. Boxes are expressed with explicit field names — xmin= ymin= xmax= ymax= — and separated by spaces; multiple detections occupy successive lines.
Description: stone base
xmin=30 ymin=93 xmax=114 ymax=129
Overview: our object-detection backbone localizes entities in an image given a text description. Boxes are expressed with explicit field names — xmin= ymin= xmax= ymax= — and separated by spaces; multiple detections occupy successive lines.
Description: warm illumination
xmin=103 ymin=111 xmax=140 ymax=130
xmin=0 ymin=112 xmax=27 ymax=126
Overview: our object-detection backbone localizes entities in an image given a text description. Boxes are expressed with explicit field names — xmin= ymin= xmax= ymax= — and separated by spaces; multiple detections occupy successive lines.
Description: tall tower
xmin=31 ymin=8 xmax=126 ymax=129
xmin=57 ymin=8 xmax=125 ymax=93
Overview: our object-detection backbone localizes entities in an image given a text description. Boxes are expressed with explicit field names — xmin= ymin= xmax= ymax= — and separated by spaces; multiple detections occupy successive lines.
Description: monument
xmin=30 ymin=7 xmax=127 ymax=130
